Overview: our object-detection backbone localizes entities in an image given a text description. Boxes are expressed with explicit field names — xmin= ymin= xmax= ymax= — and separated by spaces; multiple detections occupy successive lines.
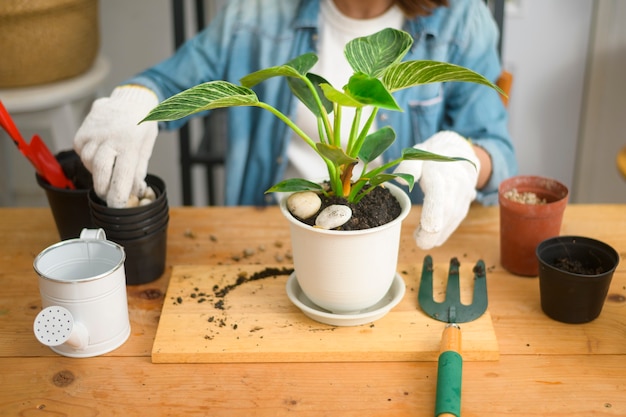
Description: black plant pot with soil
xmin=536 ymin=236 xmax=620 ymax=324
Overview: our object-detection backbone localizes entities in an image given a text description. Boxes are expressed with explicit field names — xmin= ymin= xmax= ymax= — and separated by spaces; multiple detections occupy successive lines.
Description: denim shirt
xmin=127 ymin=0 xmax=517 ymax=206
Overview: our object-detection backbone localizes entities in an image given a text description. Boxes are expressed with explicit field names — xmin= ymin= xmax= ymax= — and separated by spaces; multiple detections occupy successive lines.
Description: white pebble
xmin=125 ymin=195 xmax=139 ymax=208
xmin=287 ymin=191 xmax=322 ymax=219
xmin=139 ymin=198 xmax=152 ymax=206
xmin=315 ymin=205 xmax=352 ymax=229
xmin=143 ymin=186 xmax=157 ymax=200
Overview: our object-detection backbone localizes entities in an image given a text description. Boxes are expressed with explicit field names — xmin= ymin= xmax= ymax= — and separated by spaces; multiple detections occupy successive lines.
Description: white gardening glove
xmin=394 ymin=131 xmax=481 ymax=250
xmin=74 ymin=85 xmax=159 ymax=208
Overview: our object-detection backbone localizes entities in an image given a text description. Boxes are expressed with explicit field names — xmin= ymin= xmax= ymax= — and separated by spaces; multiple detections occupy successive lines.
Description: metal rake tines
xmin=418 ymin=255 xmax=488 ymax=323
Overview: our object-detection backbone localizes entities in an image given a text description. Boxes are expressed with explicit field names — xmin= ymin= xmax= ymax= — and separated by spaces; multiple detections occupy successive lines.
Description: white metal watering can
xmin=32 ymin=229 xmax=130 ymax=357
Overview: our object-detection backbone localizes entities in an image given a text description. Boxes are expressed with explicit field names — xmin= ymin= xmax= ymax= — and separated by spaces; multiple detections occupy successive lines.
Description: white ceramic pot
xmin=280 ymin=183 xmax=411 ymax=314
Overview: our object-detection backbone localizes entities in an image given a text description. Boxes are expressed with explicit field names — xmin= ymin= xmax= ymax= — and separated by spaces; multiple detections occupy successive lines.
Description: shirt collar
xmin=404 ymin=6 xmax=443 ymax=39
xmin=294 ymin=0 xmax=444 ymax=48
xmin=294 ymin=0 xmax=321 ymax=30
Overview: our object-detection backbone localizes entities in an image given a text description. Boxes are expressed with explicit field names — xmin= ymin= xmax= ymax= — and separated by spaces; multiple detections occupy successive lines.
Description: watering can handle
xmin=79 ymin=228 xmax=107 ymax=240
xmin=435 ymin=323 xmax=463 ymax=417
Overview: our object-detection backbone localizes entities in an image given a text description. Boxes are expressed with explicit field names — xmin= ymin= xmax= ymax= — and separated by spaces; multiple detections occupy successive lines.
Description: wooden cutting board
xmin=152 ymin=263 xmax=499 ymax=363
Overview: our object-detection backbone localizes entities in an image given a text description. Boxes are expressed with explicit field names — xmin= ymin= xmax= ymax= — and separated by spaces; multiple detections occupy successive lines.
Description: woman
xmin=75 ymin=0 xmax=517 ymax=249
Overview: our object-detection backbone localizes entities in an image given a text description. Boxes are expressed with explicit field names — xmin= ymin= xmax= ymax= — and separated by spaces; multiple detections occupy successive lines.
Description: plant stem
xmin=348 ymin=178 xmax=368 ymax=202
xmin=257 ymin=98 xmax=345 ymax=196
xmin=341 ymin=162 xmax=357 ymax=196
xmin=349 ymin=108 xmax=378 ymax=158
xmin=365 ymin=156 xmax=403 ymax=178
xmin=257 ymin=102 xmax=316 ymax=149
xmin=333 ymin=104 xmax=342 ymax=147
xmin=346 ymin=107 xmax=362 ymax=156
xmin=301 ymin=75 xmax=334 ymax=144
xmin=317 ymin=117 xmax=327 ymax=145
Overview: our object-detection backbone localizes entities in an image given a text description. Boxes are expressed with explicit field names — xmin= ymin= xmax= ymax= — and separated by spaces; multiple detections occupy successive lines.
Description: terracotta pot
xmin=536 ymin=236 xmax=619 ymax=323
xmin=499 ymin=175 xmax=569 ymax=276
xmin=280 ymin=183 xmax=411 ymax=316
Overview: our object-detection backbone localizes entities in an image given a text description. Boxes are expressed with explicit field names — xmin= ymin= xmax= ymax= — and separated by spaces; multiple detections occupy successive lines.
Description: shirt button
xmin=380 ymin=114 xmax=388 ymax=121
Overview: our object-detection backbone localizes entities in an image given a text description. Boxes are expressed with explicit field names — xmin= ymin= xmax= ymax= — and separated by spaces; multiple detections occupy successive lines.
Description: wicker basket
xmin=0 ymin=0 xmax=99 ymax=88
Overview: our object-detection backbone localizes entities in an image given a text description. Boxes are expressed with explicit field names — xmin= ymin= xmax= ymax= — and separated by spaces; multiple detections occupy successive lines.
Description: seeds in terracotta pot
xmin=503 ymin=188 xmax=546 ymax=204
xmin=315 ymin=205 xmax=352 ymax=229
xmin=287 ymin=191 xmax=322 ymax=219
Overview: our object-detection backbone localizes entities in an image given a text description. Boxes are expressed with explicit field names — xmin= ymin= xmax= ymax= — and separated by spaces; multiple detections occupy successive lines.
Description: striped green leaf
xmin=142 ymin=81 xmax=257 ymax=122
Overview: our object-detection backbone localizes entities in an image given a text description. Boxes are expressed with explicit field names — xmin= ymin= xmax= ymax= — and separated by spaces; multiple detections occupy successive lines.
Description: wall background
xmin=3 ymin=0 xmax=624 ymax=206
xmin=502 ymin=0 xmax=591 ymax=193
xmin=574 ymin=0 xmax=626 ymax=202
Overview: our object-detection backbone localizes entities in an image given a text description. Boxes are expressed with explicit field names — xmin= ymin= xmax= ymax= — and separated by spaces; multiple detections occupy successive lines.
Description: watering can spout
xmin=33 ymin=306 xmax=89 ymax=350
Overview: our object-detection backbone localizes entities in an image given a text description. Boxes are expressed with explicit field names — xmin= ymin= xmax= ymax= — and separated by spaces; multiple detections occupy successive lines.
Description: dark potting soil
xmin=552 ymin=257 xmax=605 ymax=275
xmin=298 ymin=185 xmax=402 ymax=231
xmin=57 ymin=150 xmax=93 ymax=190
xmin=212 ymin=266 xmax=294 ymax=306
xmin=172 ymin=266 xmax=294 ymax=311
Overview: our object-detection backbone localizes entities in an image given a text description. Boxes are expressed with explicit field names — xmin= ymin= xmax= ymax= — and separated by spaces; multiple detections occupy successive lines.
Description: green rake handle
xmin=435 ymin=323 xmax=462 ymax=417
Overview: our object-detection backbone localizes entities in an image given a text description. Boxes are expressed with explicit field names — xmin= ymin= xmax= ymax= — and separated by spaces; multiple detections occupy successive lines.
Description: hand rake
xmin=418 ymin=255 xmax=488 ymax=417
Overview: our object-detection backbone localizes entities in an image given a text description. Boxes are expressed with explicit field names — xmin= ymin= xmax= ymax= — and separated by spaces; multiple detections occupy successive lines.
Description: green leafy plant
xmin=142 ymin=28 xmax=503 ymax=203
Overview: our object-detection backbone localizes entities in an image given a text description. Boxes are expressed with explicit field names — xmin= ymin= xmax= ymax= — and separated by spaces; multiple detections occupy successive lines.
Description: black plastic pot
xmin=87 ymin=174 xmax=169 ymax=285
xmin=110 ymin=222 xmax=168 ymax=285
xmin=36 ymin=150 xmax=95 ymax=240
xmin=96 ymin=214 xmax=169 ymax=241
xmin=88 ymin=174 xmax=167 ymax=218
xmin=90 ymin=195 xmax=168 ymax=225
xmin=536 ymin=236 xmax=619 ymax=323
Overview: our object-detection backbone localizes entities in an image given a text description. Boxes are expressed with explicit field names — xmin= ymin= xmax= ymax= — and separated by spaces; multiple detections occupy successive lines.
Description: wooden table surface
xmin=0 ymin=204 xmax=624 ymax=416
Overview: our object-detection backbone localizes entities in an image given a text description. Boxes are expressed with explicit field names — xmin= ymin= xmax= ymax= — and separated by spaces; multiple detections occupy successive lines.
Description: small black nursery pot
xmin=536 ymin=236 xmax=619 ymax=324
xmin=36 ymin=150 xmax=95 ymax=240
xmin=88 ymin=173 xmax=169 ymax=285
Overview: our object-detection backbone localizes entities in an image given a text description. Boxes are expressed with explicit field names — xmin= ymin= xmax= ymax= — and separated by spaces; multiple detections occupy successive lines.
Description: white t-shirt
xmin=284 ymin=0 xmax=405 ymax=181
